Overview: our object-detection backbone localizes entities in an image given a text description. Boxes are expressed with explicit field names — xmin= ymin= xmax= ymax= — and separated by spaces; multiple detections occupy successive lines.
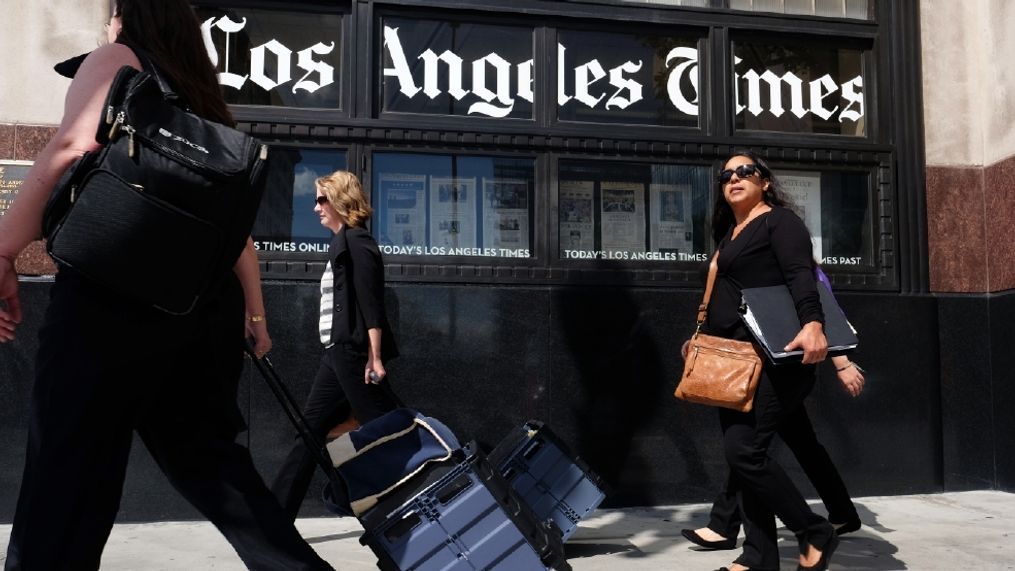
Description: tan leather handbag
xmin=675 ymin=253 xmax=762 ymax=413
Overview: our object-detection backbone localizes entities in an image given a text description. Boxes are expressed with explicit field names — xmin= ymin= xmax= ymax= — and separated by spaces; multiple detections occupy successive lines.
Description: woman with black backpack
xmin=0 ymin=1 xmax=332 ymax=569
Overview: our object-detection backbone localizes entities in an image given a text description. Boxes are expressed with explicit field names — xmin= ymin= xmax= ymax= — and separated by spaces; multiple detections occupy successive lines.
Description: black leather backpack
xmin=44 ymin=53 xmax=270 ymax=315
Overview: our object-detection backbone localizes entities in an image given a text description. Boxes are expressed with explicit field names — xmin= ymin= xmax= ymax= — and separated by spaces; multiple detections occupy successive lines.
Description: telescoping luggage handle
xmin=243 ymin=344 xmax=340 ymax=487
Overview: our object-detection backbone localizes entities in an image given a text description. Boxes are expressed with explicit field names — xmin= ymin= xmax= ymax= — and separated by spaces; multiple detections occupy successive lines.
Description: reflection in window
xmin=620 ymin=0 xmax=712 ymax=5
xmin=730 ymin=0 xmax=869 ymax=19
xmin=774 ymin=169 xmax=873 ymax=269
xmin=559 ymin=161 xmax=712 ymax=262
xmin=734 ymin=40 xmax=866 ymax=136
xmin=372 ymin=153 xmax=535 ymax=258
xmin=252 ymin=148 xmax=346 ymax=254
xmin=380 ymin=18 xmax=534 ymax=120
xmin=195 ymin=6 xmax=343 ymax=108
xmin=557 ymin=30 xmax=700 ymax=127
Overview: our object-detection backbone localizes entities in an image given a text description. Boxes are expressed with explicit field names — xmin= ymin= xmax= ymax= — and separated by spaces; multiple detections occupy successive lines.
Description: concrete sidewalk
xmin=2 ymin=491 xmax=1013 ymax=570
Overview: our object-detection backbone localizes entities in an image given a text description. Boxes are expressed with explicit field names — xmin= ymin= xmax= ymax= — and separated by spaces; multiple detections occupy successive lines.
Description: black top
xmin=328 ymin=225 xmax=399 ymax=360
xmin=702 ymin=206 xmax=824 ymax=342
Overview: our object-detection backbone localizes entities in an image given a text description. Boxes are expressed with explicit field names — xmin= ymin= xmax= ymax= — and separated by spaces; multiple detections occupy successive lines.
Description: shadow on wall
xmin=554 ymin=261 xmax=667 ymax=507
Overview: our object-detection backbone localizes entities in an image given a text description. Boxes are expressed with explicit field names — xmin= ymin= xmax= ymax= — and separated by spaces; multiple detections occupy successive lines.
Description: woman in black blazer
xmin=271 ymin=170 xmax=400 ymax=520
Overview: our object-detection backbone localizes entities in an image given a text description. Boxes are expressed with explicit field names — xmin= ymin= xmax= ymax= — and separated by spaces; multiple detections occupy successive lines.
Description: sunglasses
xmin=717 ymin=163 xmax=760 ymax=185
xmin=314 ymin=196 xmax=329 ymax=207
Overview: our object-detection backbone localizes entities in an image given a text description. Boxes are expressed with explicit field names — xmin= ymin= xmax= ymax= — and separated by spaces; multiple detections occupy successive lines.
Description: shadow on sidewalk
xmin=559 ymin=501 xmax=906 ymax=569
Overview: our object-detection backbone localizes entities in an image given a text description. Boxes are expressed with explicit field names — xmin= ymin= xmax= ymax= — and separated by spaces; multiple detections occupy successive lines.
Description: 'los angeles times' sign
xmin=201 ymin=16 xmax=864 ymax=125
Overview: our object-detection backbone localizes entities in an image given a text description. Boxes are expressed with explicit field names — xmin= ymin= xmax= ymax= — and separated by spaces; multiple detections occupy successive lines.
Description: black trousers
xmin=4 ymin=272 xmax=332 ymax=571
xmin=707 ymin=399 xmax=859 ymax=538
xmin=271 ymin=344 xmax=400 ymax=520
xmin=719 ymin=365 xmax=834 ymax=571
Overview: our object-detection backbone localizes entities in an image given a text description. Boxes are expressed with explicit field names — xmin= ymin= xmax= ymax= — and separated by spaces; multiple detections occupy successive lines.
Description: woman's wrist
xmin=247 ymin=313 xmax=266 ymax=323
xmin=835 ymin=361 xmax=853 ymax=372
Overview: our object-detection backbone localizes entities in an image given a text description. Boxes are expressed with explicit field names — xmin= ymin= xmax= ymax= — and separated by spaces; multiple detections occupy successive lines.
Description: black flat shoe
xmin=797 ymin=533 xmax=839 ymax=571
xmin=832 ymin=517 xmax=861 ymax=536
xmin=681 ymin=528 xmax=737 ymax=550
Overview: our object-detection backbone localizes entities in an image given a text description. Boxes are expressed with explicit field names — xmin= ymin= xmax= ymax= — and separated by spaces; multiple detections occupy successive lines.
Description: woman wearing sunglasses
xmin=681 ymin=150 xmax=838 ymax=571
xmin=271 ymin=170 xmax=401 ymax=520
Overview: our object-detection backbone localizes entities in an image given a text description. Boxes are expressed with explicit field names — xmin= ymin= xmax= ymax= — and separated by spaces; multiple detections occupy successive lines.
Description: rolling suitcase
xmin=488 ymin=421 xmax=607 ymax=542
xmin=246 ymin=348 xmax=568 ymax=570
xmin=358 ymin=443 xmax=571 ymax=571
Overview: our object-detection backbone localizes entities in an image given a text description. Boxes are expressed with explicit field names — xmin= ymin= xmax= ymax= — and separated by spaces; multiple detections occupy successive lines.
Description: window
xmin=729 ymin=0 xmax=869 ymax=19
xmin=379 ymin=18 xmax=535 ymax=120
xmin=733 ymin=39 xmax=866 ymax=136
xmin=252 ymin=147 xmax=347 ymax=255
xmin=372 ymin=153 xmax=535 ymax=258
xmin=194 ymin=5 xmax=344 ymax=109
xmin=558 ymin=160 xmax=712 ymax=262
xmin=773 ymin=168 xmax=874 ymax=270
xmin=556 ymin=29 xmax=701 ymax=127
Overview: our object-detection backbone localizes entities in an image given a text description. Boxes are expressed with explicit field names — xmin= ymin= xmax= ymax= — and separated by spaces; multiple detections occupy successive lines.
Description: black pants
xmin=719 ymin=366 xmax=834 ymax=571
xmin=271 ymin=344 xmax=400 ymax=520
xmin=4 ymin=272 xmax=332 ymax=571
xmin=707 ymin=401 xmax=858 ymax=539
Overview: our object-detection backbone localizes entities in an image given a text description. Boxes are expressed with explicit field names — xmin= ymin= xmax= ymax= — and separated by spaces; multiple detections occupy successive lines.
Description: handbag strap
xmin=695 ymin=251 xmax=720 ymax=331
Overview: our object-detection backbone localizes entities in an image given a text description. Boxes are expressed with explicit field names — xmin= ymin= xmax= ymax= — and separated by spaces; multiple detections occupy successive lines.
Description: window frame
xmin=223 ymin=0 xmax=918 ymax=292
xmin=193 ymin=0 xmax=356 ymax=125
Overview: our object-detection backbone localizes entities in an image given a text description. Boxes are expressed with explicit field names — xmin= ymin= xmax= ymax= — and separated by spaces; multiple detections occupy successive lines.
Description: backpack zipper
xmin=108 ymin=110 xmax=125 ymax=140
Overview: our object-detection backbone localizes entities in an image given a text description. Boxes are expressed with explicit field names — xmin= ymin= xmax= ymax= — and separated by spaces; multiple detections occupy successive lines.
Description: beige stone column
xmin=922 ymin=0 xmax=1015 ymax=292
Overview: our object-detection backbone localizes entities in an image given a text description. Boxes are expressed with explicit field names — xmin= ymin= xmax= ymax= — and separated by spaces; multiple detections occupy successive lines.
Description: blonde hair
xmin=316 ymin=170 xmax=372 ymax=228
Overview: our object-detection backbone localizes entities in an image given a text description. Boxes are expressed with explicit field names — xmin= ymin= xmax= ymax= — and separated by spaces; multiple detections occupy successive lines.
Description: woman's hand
xmin=0 ymin=255 xmax=22 ymax=343
xmin=365 ymin=358 xmax=386 ymax=385
xmin=784 ymin=321 xmax=827 ymax=364
xmin=245 ymin=317 xmax=272 ymax=358
xmin=833 ymin=358 xmax=865 ymax=397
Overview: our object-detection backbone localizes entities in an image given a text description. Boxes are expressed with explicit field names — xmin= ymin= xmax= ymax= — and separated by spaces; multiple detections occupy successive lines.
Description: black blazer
xmin=327 ymin=225 xmax=398 ymax=360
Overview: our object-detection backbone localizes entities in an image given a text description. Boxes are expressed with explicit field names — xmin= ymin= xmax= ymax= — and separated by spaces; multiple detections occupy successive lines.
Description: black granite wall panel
xmin=989 ymin=292 xmax=1015 ymax=491
xmin=938 ymin=296 xmax=995 ymax=490
xmin=0 ymin=281 xmax=953 ymax=523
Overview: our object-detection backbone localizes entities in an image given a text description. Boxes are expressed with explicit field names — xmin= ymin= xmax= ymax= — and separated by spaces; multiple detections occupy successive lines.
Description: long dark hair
xmin=711 ymin=149 xmax=789 ymax=244
xmin=112 ymin=0 xmax=234 ymax=127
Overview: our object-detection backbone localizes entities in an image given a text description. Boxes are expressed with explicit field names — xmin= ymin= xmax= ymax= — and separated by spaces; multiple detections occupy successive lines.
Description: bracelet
xmin=247 ymin=314 xmax=265 ymax=322
xmin=836 ymin=362 xmax=854 ymax=372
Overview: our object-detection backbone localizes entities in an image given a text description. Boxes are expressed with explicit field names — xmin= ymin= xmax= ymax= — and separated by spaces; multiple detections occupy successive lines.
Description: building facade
xmin=1 ymin=0 xmax=1013 ymax=521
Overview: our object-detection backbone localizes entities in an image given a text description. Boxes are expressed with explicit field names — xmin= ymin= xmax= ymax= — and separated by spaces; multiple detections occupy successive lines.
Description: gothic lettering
xmin=202 ymin=16 xmax=337 ymax=95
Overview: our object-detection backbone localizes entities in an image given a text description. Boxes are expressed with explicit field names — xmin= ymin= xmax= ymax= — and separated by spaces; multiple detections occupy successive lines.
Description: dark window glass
xmin=559 ymin=161 xmax=712 ymax=262
xmin=734 ymin=40 xmax=866 ymax=135
xmin=195 ymin=6 xmax=343 ymax=108
xmin=380 ymin=18 xmax=534 ymax=120
xmin=773 ymin=169 xmax=874 ymax=269
xmin=372 ymin=153 xmax=535 ymax=258
xmin=557 ymin=30 xmax=700 ymax=127
xmin=252 ymin=148 xmax=347 ymax=254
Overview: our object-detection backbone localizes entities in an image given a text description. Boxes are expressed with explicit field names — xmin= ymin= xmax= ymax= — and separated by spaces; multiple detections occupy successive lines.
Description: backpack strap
xmin=122 ymin=43 xmax=182 ymax=105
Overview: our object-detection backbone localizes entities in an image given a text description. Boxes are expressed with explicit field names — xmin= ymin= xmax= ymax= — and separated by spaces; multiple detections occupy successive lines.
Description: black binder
xmin=740 ymin=282 xmax=858 ymax=363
